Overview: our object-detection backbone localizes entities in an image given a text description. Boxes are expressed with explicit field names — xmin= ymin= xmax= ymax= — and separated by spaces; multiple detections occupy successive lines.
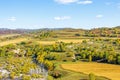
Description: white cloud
xmin=54 ymin=16 xmax=71 ymax=20
xmin=54 ymin=0 xmax=79 ymax=4
xmin=96 ymin=15 xmax=103 ymax=18
xmin=8 ymin=17 xmax=16 ymax=22
xmin=77 ymin=0 xmax=93 ymax=5
xmin=55 ymin=0 xmax=93 ymax=5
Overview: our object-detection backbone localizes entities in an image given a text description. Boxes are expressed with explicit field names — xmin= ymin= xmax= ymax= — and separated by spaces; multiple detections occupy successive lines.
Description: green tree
xmin=108 ymin=55 xmax=114 ymax=63
xmin=117 ymin=55 xmax=120 ymax=64
xmin=10 ymin=72 xmax=15 ymax=79
xmin=82 ymin=53 xmax=86 ymax=59
xmin=22 ymin=75 xmax=31 ymax=80
xmin=44 ymin=60 xmax=54 ymax=70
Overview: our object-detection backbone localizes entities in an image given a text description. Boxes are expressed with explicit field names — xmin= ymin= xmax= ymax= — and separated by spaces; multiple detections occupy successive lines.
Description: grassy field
xmin=0 ymin=34 xmax=21 ymax=38
xmin=0 ymin=38 xmax=28 ymax=46
xmin=0 ymin=37 xmax=88 ymax=46
xmin=58 ymin=39 xmax=88 ymax=43
xmin=36 ymin=39 xmax=88 ymax=45
xmin=61 ymin=62 xmax=120 ymax=80
xmin=36 ymin=40 xmax=56 ymax=45
xmin=51 ymin=61 xmax=109 ymax=80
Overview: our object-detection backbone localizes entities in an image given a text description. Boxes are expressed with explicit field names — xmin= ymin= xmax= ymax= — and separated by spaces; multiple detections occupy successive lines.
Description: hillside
xmin=0 ymin=28 xmax=31 ymax=35
xmin=30 ymin=26 xmax=120 ymax=40
xmin=0 ymin=26 xmax=120 ymax=80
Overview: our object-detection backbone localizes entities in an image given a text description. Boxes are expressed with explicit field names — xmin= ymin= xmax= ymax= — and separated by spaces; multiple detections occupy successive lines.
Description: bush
xmin=63 ymin=59 xmax=67 ymax=62
xmin=72 ymin=59 xmax=76 ymax=62
xmin=117 ymin=56 xmax=120 ymax=64
xmin=22 ymin=75 xmax=31 ymax=80
xmin=89 ymin=73 xmax=96 ymax=80
xmin=31 ymin=74 xmax=43 ymax=78
xmin=50 ymin=70 xmax=62 ymax=78
xmin=20 ymin=41 xmax=26 ymax=45
xmin=9 ymin=72 xmax=15 ymax=79
xmin=76 ymin=56 xmax=81 ymax=60
xmin=75 ymin=33 xmax=80 ymax=36
xmin=47 ymin=75 xmax=53 ymax=80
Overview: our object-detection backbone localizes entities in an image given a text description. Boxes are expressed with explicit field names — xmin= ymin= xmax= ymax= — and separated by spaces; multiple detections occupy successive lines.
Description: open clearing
xmin=0 ymin=34 xmax=21 ymax=38
xmin=37 ymin=39 xmax=88 ymax=45
xmin=61 ymin=62 xmax=120 ymax=80
xmin=58 ymin=39 xmax=88 ymax=43
xmin=0 ymin=38 xmax=88 ymax=46
xmin=37 ymin=41 xmax=56 ymax=45
xmin=0 ymin=38 xmax=28 ymax=46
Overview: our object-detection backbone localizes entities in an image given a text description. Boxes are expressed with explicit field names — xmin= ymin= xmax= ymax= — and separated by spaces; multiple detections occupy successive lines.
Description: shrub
xmin=63 ymin=59 xmax=67 ymax=62
xmin=88 ymin=55 xmax=92 ymax=62
xmin=50 ymin=70 xmax=62 ymax=78
xmin=20 ymin=41 xmax=26 ymax=45
xmin=117 ymin=56 xmax=120 ymax=64
xmin=22 ymin=75 xmax=31 ymax=80
xmin=89 ymin=73 xmax=96 ymax=80
xmin=75 ymin=33 xmax=80 ymax=36
xmin=76 ymin=56 xmax=81 ymax=60
xmin=9 ymin=72 xmax=15 ymax=79
xmin=72 ymin=59 xmax=76 ymax=62
xmin=31 ymin=74 xmax=43 ymax=78
xmin=47 ymin=75 xmax=53 ymax=80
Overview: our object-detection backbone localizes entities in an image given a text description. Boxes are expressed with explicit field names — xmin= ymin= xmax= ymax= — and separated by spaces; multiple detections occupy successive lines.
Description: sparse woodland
xmin=0 ymin=26 xmax=120 ymax=80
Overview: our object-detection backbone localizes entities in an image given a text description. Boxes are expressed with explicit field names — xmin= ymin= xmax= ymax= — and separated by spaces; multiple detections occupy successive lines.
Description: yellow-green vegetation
xmin=61 ymin=62 xmax=120 ymax=80
xmin=0 ymin=38 xmax=28 ymax=46
xmin=36 ymin=39 xmax=88 ymax=45
xmin=58 ymin=39 xmax=88 ymax=43
xmin=0 ymin=34 xmax=22 ymax=43
xmin=48 ymin=61 xmax=109 ymax=80
xmin=0 ymin=36 xmax=88 ymax=46
xmin=0 ymin=34 xmax=21 ymax=38
xmin=32 ymin=27 xmax=120 ymax=39
xmin=36 ymin=40 xmax=56 ymax=45
xmin=0 ymin=27 xmax=120 ymax=80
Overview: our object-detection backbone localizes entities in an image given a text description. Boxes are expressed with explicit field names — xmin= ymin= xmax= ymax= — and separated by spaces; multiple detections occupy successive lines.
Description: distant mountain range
xmin=0 ymin=28 xmax=31 ymax=34
xmin=0 ymin=26 xmax=120 ymax=35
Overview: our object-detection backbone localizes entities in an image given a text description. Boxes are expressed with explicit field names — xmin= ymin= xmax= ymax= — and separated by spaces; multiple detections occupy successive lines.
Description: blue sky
xmin=0 ymin=0 xmax=120 ymax=29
